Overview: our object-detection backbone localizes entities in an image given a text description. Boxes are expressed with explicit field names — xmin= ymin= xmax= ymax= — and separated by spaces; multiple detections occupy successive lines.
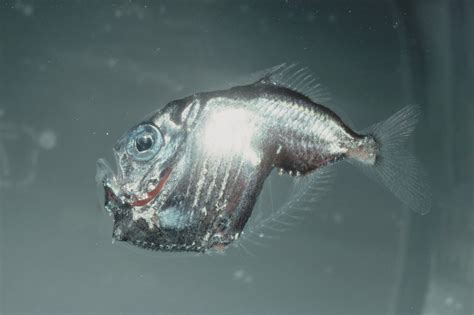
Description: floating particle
xmin=233 ymin=269 xmax=245 ymax=280
xmin=159 ymin=5 xmax=167 ymax=15
xmin=23 ymin=4 xmax=33 ymax=16
xmin=454 ymin=302 xmax=463 ymax=311
xmin=37 ymin=129 xmax=57 ymax=150
xmin=13 ymin=0 xmax=33 ymax=16
xmin=444 ymin=296 xmax=454 ymax=306
xmin=233 ymin=269 xmax=253 ymax=284
xmin=239 ymin=5 xmax=249 ymax=13
xmin=107 ymin=58 xmax=119 ymax=68
xmin=333 ymin=212 xmax=343 ymax=224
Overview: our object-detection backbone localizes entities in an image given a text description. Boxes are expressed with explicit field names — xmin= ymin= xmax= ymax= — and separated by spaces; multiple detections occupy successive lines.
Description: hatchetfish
xmin=96 ymin=64 xmax=431 ymax=252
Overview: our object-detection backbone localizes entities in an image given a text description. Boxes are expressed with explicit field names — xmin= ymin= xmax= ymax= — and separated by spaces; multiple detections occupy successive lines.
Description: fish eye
xmin=136 ymin=134 xmax=153 ymax=152
xmin=126 ymin=124 xmax=163 ymax=161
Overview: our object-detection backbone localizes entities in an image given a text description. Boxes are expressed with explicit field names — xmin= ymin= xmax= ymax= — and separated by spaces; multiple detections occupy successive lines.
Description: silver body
xmin=97 ymin=81 xmax=374 ymax=252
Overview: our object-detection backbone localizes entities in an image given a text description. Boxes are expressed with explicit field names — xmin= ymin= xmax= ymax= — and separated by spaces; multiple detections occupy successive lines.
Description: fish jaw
xmin=130 ymin=167 xmax=172 ymax=207
xmin=96 ymin=157 xmax=173 ymax=213
xmin=96 ymin=158 xmax=123 ymax=214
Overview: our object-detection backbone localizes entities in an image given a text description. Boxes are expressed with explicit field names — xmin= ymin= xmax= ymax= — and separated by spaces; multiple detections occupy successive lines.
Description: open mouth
xmin=96 ymin=158 xmax=122 ymax=211
xmin=96 ymin=158 xmax=172 ymax=210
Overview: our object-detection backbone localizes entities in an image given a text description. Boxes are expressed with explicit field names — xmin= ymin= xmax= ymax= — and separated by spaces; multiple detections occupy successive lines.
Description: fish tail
xmin=350 ymin=105 xmax=432 ymax=214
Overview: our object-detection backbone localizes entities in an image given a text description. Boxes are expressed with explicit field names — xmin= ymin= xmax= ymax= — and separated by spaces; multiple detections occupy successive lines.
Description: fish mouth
xmin=96 ymin=158 xmax=172 ymax=210
xmin=130 ymin=168 xmax=172 ymax=207
xmin=96 ymin=158 xmax=122 ymax=212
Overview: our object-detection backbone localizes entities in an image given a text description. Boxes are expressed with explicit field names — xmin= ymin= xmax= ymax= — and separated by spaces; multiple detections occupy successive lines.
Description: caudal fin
xmin=360 ymin=105 xmax=432 ymax=215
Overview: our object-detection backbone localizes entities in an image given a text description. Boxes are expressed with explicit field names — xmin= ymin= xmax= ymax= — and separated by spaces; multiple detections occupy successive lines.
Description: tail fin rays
xmin=358 ymin=105 xmax=432 ymax=215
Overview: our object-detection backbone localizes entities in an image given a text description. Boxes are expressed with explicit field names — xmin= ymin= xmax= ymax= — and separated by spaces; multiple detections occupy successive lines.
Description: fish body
xmin=97 ymin=65 xmax=429 ymax=252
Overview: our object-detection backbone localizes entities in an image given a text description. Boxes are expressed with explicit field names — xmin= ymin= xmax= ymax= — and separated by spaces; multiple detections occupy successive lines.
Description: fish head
xmin=96 ymin=96 xmax=202 ymax=250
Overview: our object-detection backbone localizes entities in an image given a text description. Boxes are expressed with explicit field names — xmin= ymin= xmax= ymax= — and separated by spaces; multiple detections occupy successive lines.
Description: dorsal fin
xmin=254 ymin=63 xmax=331 ymax=103
xmin=255 ymin=63 xmax=358 ymax=128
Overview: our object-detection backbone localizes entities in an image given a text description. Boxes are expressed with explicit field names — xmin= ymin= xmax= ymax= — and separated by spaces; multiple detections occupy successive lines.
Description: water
xmin=0 ymin=1 xmax=473 ymax=314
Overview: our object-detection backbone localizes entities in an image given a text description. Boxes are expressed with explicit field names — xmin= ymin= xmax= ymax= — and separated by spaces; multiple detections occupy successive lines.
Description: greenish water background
xmin=0 ymin=1 xmax=472 ymax=314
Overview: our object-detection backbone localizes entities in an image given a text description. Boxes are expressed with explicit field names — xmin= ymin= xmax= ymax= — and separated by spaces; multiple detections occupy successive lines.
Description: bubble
xmin=159 ymin=5 xmax=167 ymax=15
xmin=107 ymin=58 xmax=118 ymax=68
xmin=37 ymin=129 xmax=57 ymax=150
xmin=23 ymin=4 xmax=33 ymax=16
xmin=454 ymin=302 xmax=463 ymax=310
xmin=333 ymin=212 xmax=343 ymax=224
xmin=233 ymin=269 xmax=244 ymax=280
xmin=239 ymin=5 xmax=249 ymax=13
xmin=444 ymin=296 xmax=454 ymax=306
xmin=13 ymin=0 xmax=33 ymax=16
xmin=233 ymin=269 xmax=253 ymax=284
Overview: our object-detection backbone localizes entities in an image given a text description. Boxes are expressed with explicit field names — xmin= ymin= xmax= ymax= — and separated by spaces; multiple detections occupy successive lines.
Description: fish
xmin=96 ymin=64 xmax=431 ymax=252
